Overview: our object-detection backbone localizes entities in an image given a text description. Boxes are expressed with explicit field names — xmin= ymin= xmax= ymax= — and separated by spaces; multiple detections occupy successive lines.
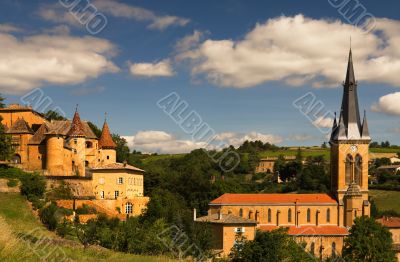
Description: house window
xmin=118 ymin=177 xmax=123 ymax=184
xmin=332 ymin=242 xmax=336 ymax=257
xmin=307 ymin=209 xmax=311 ymax=223
xmin=239 ymin=209 xmax=243 ymax=217
xmin=99 ymin=178 xmax=105 ymax=184
xmin=86 ymin=141 xmax=93 ymax=148
xmin=114 ymin=191 xmax=119 ymax=199
xmin=310 ymin=242 xmax=315 ymax=256
xmin=268 ymin=209 xmax=272 ymax=223
xmin=107 ymin=156 xmax=110 ymax=160
xmin=288 ymin=208 xmax=292 ymax=223
xmin=125 ymin=202 xmax=133 ymax=214
xmin=100 ymin=191 xmax=104 ymax=199
xmin=327 ymin=208 xmax=331 ymax=223
xmin=74 ymin=139 xmax=77 ymax=144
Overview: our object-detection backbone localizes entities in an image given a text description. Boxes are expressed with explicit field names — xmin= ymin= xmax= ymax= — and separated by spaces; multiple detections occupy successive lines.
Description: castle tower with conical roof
xmin=68 ymin=109 xmax=87 ymax=177
xmin=330 ymin=48 xmax=371 ymax=227
xmin=98 ymin=116 xmax=117 ymax=165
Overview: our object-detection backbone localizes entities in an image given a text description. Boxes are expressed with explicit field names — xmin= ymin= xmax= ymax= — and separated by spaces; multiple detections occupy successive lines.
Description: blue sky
xmin=1 ymin=0 xmax=400 ymax=153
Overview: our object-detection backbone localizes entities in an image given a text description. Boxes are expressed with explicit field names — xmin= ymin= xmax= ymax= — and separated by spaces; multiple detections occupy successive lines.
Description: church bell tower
xmin=329 ymin=48 xmax=371 ymax=227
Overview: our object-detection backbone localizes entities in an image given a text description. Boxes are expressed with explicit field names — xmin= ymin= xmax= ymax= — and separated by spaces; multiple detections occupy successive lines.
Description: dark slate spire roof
xmin=99 ymin=119 xmax=116 ymax=149
xmin=330 ymin=112 xmax=338 ymax=141
xmin=331 ymin=49 xmax=370 ymax=141
xmin=361 ymin=110 xmax=370 ymax=139
xmin=67 ymin=110 xmax=86 ymax=137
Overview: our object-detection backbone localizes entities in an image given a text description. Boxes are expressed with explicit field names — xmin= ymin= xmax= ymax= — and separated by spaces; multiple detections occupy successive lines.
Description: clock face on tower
xmin=350 ymin=145 xmax=358 ymax=153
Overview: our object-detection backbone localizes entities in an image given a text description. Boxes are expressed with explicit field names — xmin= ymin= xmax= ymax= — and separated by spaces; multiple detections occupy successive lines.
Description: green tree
xmin=0 ymin=116 xmax=13 ymax=161
xmin=230 ymin=228 xmax=313 ymax=262
xmin=112 ymin=134 xmax=130 ymax=163
xmin=87 ymin=121 xmax=102 ymax=138
xmin=44 ymin=110 xmax=67 ymax=121
xmin=0 ymin=94 xmax=5 ymax=108
xmin=342 ymin=216 xmax=396 ymax=262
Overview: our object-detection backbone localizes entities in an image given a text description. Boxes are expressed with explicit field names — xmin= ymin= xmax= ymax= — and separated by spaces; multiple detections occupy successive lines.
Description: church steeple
xmin=361 ymin=110 xmax=370 ymax=139
xmin=331 ymin=48 xmax=368 ymax=141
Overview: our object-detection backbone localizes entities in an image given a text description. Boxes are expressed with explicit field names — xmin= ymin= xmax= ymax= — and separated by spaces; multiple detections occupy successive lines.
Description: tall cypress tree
xmin=0 ymin=94 xmax=12 ymax=160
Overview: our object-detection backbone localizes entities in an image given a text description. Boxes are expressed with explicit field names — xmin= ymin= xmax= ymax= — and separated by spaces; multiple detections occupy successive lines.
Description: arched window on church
xmin=355 ymin=155 xmax=362 ymax=186
xmin=268 ymin=209 xmax=272 ymax=223
xmin=307 ymin=208 xmax=311 ymax=223
xmin=288 ymin=208 xmax=292 ymax=223
xmin=255 ymin=211 xmax=259 ymax=221
xmin=327 ymin=208 xmax=331 ymax=223
xmin=239 ymin=208 xmax=243 ymax=217
xmin=332 ymin=242 xmax=336 ymax=257
xmin=345 ymin=154 xmax=353 ymax=185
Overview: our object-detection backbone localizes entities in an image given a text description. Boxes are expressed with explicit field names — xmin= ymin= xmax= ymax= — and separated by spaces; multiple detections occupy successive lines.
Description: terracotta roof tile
xmin=67 ymin=111 xmax=86 ymax=137
xmin=210 ymin=193 xmax=337 ymax=205
xmin=260 ymin=225 xmax=349 ymax=236
xmin=376 ymin=217 xmax=400 ymax=228
xmin=6 ymin=118 xmax=33 ymax=134
xmin=28 ymin=123 xmax=49 ymax=144
xmin=99 ymin=121 xmax=116 ymax=149
xmin=91 ymin=162 xmax=144 ymax=172
xmin=196 ymin=213 xmax=258 ymax=224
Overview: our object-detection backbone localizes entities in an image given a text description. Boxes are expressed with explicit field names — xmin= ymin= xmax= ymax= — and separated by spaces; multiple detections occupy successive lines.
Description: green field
xmin=0 ymin=193 xmax=178 ymax=262
xmin=369 ymin=190 xmax=400 ymax=213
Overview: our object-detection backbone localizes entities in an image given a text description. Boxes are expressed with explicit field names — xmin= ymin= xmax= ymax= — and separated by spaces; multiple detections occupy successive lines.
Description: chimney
xmin=193 ymin=208 xmax=197 ymax=221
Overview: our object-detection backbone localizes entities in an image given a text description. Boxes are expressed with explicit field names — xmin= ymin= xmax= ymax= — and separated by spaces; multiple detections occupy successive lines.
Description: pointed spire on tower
xmin=361 ymin=110 xmax=370 ymax=138
xmin=337 ymin=110 xmax=347 ymax=139
xmin=344 ymin=48 xmax=356 ymax=87
xmin=330 ymin=112 xmax=338 ymax=141
xmin=99 ymin=114 xmax=116 ymax=149
xmin=67 ymin=108 xmax=86 ymax=137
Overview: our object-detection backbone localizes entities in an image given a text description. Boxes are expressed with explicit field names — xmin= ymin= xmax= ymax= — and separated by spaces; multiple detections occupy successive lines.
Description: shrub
xmin=6 ymin=179 xmax=18 ymax=187
xmin=75 ymin=204 xmax=97 ymax=215
xmin=20 ymin=173 xmax=46 ymax=201
xmin=39 ymin=202 xmax=72 ymax=230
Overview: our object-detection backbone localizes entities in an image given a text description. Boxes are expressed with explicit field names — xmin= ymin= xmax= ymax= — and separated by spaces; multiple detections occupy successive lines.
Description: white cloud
xmin=215 ymin=131 xmax=283 ymax=148
xmin=123 ymin=130 xmax=283 ymax=154
xmin=123 ymin=131 xmax=208 ymax=154
xmin=178 ymin=14 xmax=400 ymax=88
xmin=130 ymin=59 xmax=175 ymax=77
xmin=39 ymin=1 xmax=189 ymax=30
xmin=371 ymin=92 xmax=400 ymax=116
xmin=0 ymin=24 xmax=21 ymax=33
xmin=313 ymin=116 xmax=333 ymax=128
xmin=287 ymin=134 xmax=314 ymax=142
xmin=175 ymin=30 xmax=204 ymax=52
xmin=0 ymin=31 xmax=118 ymax=94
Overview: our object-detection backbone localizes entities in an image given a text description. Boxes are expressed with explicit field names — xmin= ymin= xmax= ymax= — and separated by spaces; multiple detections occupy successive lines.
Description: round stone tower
xmin=46 ymin=135 xmax=65 ymax=176
xmin=67 ymin=110 xmax=86 ymax=177
xmin=99 ymin=117 xmax=117 ymax=165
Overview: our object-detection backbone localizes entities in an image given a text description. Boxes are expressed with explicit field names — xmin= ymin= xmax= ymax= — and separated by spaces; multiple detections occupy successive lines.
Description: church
xmin=196 ymin=48 xmax=371 ymax=259
xmin=0 ymin=105 xmax=149 ymax=218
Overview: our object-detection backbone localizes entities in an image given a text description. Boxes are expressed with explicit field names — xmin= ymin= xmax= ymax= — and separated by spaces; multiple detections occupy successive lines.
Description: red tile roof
xmin=210 ymin=193 xmax=337 ymax=205
xmin=67 ymin=111 xmax=86 ymax=137
xmin=91 ymin=162 xmax=144 ymax=172
xmin=376 ymin=217 xmax=400 ymax=228
xmin=99 ymin=121 xmax=116 ymax=149
xmin=260 ymin=225 xmax=349 ymax=236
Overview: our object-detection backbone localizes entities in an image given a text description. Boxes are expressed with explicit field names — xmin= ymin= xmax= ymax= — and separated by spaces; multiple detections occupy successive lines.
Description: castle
xmin=196 ymin=48 xmax=372 ymax=259
xmin=0 ymin=105 xmax=149 ymax=218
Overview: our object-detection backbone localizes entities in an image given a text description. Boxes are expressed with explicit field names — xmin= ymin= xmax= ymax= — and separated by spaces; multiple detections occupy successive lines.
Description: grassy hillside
xmin=0 ymin=193 xmax=178 ymax=262
xmin=369 ymin=190 xmax=400 ymax=213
